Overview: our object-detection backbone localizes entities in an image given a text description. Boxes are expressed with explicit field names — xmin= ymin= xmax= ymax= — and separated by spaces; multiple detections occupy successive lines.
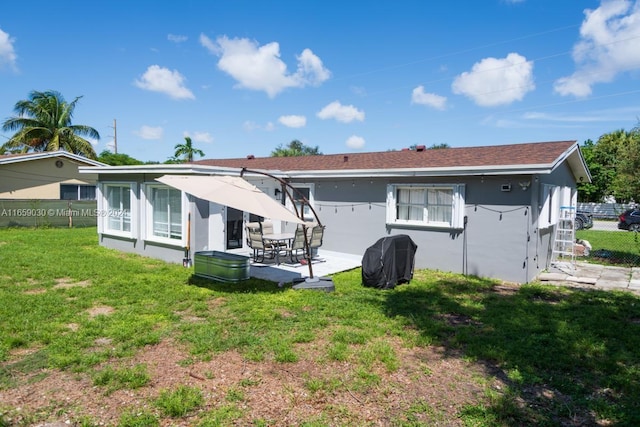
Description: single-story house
xmin=79 ymin=140 xmax=590 ymax=284
xmin=0 ymin=150 xmax=106 ymax=200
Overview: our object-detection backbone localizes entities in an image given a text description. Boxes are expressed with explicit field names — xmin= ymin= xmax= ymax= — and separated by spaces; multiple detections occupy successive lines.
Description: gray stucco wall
xmin=532 ymin=162 xmax=578 ymax=273
xmin=95 ymin=168 xmax=577 ymax=283
xmin=97 ymin=173 xmax=191 ymax=264
xmin=290 ymin=174 xmax=551 ymax=284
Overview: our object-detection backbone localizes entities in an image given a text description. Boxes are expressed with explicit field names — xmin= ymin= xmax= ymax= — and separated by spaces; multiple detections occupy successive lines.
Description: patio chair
xmin=307 ymin=225 xmax=325 ymax=259
xmin=286 ymin=226 xmax=307 ymax=263
xmin=260 ymin=220 xmax=287 ymax=249
xmin=245 ymin=221 xmax=261 ymax=248
xmin=247 ymin=228 xmax=274 ymax=263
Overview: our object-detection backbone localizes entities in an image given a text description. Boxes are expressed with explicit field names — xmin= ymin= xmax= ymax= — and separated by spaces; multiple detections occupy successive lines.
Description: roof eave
xmin=0 ymin=151 xmax=107 ymax=167
xmin=283 ymin=164 xmax=560 ymax=179
xmin=78 ymin=164 xmax=283 ymax=176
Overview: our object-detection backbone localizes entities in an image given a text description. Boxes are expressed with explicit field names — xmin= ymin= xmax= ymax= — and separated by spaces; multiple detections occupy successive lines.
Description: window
xmin=60 ymin=184 xmax=96 ymax=200
xmin=387 ymin=184 xmax=465 ymax=229
xmin=288 ymin=185 xmax=314 ymax=221
xmin=147 ymin=186 xmax=183 ymax=241
xmin=105 ymin=184 xmax=132 ymax=233
xmin=538 ymin=185 xmax=575 ymax=229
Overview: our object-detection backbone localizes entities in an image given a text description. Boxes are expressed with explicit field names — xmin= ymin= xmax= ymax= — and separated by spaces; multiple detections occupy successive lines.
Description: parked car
xmin=618 ymin=208 xmax=640 ymax=231
xmin=575 ymin=211 xmax=593 ymax=230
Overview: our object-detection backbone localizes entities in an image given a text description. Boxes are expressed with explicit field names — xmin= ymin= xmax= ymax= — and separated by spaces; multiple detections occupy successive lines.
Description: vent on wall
xmin=501 ymin=183 xmax=512 ymax=192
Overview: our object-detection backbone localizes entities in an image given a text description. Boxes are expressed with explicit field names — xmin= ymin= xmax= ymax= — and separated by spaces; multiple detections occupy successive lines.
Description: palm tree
xmin=173 ymin=136 xmax=204 ymax=162
xmin=1 ymin=90 xmax=99 ymax=159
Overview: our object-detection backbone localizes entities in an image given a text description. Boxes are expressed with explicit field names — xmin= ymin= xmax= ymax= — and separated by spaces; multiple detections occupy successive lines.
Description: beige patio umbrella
xmin=155 ymin=174 xmax=305 ymax=224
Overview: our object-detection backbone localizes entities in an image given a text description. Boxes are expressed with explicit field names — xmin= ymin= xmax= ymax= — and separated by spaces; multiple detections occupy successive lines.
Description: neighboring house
xmin=79 ymin=140 xmax=590 ymax=284
xmin=0 ymin=151 xmax=106 ymax=200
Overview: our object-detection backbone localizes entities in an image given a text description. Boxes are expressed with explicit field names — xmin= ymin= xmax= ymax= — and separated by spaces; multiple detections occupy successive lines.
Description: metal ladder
xmin=550 ymin=206 xmax=576 ymax=273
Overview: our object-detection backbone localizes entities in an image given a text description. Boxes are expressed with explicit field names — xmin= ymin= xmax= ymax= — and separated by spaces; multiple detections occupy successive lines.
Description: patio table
xmin=262 ymin=232 xmax=295 ymax=265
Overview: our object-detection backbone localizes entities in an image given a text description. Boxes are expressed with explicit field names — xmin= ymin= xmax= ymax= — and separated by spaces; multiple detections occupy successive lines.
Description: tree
xmin=429 ymin=143 xmax=450 ymax=149
xmin=271 ymin=140 xmax=322 ymax=157
xmin=613 ymin=123 xmax=640 ymax=202
xmin=577 ymin=127 xmax=640 ymax=203
xmin=173 ymin=136 xmax=204 ymax=163
xmin=1 ymin=90 xmax=99 ymax=159
xmin=97 ymin=150 xmax=143 ymax=166
xmin=406 ymin=143 xmax=450 ymax=150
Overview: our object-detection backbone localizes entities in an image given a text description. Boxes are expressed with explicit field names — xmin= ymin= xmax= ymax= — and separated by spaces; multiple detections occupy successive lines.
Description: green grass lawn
xmin=2 ymin=227 xmax=640 ymax=426
xmin=576 ymin=229 xmax=640 ymax=265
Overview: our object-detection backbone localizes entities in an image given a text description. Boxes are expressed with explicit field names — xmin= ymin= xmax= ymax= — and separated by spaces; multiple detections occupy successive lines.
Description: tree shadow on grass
xmin=383 ymin=275 xmax=640 ymax=426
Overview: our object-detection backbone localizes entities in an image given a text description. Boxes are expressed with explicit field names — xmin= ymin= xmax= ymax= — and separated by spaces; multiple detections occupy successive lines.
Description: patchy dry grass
xmin=1 ymin=227 xmax=640 ymax=426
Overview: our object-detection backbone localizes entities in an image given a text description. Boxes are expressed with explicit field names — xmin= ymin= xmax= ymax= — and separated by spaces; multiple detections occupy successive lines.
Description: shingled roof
xmin=82 ymin=140 xmax=590 ymax=182
xmin=192 ymin=140 xmax=578 ymax=172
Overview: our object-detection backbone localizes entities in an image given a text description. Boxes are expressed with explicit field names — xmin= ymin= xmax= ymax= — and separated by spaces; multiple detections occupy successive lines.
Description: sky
xmin=1 ymin=0 xmax=639 ymax=163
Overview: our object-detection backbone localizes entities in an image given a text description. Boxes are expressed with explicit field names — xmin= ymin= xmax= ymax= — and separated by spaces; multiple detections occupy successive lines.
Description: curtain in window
xmin=106 ymin=186 xmax=122 ymax=231
xmin=169 ymin=190 xmax=182 ymax=239
xmin=152 ymin=188 xmax=169 ymax=238
xmin=427 ymin=188 xmax=453 ymax=224
xmin=106 ymin=186 xmax=132 ymax=232
xmin=151 ymin=187 xmax=181 ymax=239
xmin=397 ymin=188 xmax=425 ymax=221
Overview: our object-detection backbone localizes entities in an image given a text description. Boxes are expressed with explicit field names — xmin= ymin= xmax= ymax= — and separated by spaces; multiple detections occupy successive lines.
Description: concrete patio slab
xmin=240 ymin=249 xmax=362 ymax=284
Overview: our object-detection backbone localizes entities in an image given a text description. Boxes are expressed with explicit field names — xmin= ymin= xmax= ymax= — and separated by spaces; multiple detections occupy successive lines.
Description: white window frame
xmin=286 ymin=184 xmax=315 ymax=222
xmin=143 ymin=184 xmax=186 ymax=246
xmin=98 ymin=182 xmax=136 ymax=238
xmin=538 ymin=185 xmax=576 ymax=229
xmin=386 ymin=183 xmax=466 ymax=229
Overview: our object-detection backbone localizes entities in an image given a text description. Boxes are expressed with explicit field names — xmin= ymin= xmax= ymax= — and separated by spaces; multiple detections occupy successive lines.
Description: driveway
xmin=538 ymin=262 xmax=640 ymax=293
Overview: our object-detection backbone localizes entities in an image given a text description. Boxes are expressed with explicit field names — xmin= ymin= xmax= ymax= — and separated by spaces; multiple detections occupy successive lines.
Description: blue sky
xmin=1 ymin=0 xmax=639 ymax=162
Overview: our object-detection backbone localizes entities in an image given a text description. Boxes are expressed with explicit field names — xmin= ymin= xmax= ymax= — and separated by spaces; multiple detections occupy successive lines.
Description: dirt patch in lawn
xmin=0 ymin=338 xmax=504 ymax=426
xmin=87 ymin=305 xmax=115 ymax=318
xmin=54 ymin=278 xmax=92 ymax=289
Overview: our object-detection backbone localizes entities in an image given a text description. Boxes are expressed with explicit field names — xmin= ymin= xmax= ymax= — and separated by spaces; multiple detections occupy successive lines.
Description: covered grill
xmin=361 ymin=235 xmax=417 ymax=289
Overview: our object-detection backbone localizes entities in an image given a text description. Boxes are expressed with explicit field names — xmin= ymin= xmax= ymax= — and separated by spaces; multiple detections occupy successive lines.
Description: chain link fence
xmin=576 ymin=202 xmax=640 ymax=266
xmin=0 ymin=200 xmax=97 ymax=228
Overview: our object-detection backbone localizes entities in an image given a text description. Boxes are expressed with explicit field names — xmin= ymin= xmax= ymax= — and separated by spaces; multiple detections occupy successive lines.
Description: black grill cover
xmin=361 ymin=235 xmax=417 ymax=289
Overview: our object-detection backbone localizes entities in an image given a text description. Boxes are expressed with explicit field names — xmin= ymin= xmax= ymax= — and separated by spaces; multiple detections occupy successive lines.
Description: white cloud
xmin=184 ymin=131 xmax=214 ymax=143
xmin=317 ymin=101 xmax=365 ymax=123
xmin=411 ymin=86 xmax=447 ymax=110
xmin=199 ymin=34 xmax=331 ymax=98
xmin=243 ymin=121 xmax=260 ymax=131
xmin=278 ymin=115 xmax=307 ymax=128
xmin=346 ymin=135 xmax=366 ymax=150
xmin=134 ymin=125 xmax=164 ymax=140
xmin=350 ymin=86 xmax=367 ymax=96
xmin=0 ymin=28 xmax=17 ymax=70
xmin=451 ymin=52 xmax=535 ymax=106
xmin=554 ymin=0 xmax=640 ymax=97
xmin=243 ymin=120 xmax=275 ymax=132
xmin=134 ymin=65 xmax=195 ymax=100
xmin=523 ymin=106 xmax=640 ymax=122
xmin=168 ymin=34 xmax=188 ymax=43
xmin=296 ymin=48 xmax=331 ymax=84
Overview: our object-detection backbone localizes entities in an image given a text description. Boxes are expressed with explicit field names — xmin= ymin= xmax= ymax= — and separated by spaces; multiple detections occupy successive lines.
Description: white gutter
xmin=78 ymin=164 xmax=258 ymax=176
xmin=80 ymin=163 xmax=559 ymax=178
xmin=284 ymin=164 xmax=558 ymax=179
